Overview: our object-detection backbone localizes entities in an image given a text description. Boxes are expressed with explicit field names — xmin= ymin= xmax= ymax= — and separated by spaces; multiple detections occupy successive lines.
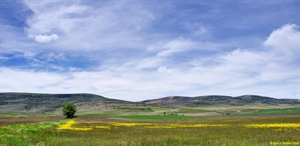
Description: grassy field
xmin=0 ymin=105 xmax=300 ymax=145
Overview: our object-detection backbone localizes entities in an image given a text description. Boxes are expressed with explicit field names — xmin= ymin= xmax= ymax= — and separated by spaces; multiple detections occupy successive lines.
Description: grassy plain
xmin=0 ymin=105 xmax=300 ymax=146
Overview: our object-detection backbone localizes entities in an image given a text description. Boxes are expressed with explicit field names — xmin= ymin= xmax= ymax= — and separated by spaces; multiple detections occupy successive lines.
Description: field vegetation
xmin=1 ymin=93 xmax=300 ymax=145
xmin=1 ymin=105 xmax=300 ymax=146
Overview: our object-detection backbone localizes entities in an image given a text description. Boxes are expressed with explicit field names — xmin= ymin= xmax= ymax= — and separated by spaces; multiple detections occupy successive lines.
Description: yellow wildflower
xmin=57 ymin=120 xmax=92 ymax=131
xmin=244 ymin=123 xmax=300 ymax=129
xmin=95 ymin=126 xmax=111 ymax=129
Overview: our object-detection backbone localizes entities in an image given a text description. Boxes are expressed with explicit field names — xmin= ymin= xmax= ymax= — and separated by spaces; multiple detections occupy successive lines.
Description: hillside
xmin=0 ymin=93 xmax=130 ymax=113
xmin=1 ymin=93 xmax=299 ymax=113
xmin=140 ymin=95 xmax=300 ymax=107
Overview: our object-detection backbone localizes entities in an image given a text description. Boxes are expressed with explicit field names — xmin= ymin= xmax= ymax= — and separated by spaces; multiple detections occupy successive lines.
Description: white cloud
xmin=1 ymin=44 xmax=299 ymax=101
xmin=24 ymin=0 xmax=90 ymax=35
xmin=42 ymin=53 xmax=66 ymax=62
xmin=136 ymin=57 xmax=164 ymax=70
xmin=157 ymin=66 xmax=176 ymax=74
xmin=34 ymin=34 xmax=59 ymax=43
xmin=217 ymin=49 xmax=268 ymax=73
xmin=148 ymin=37 xmax=215 ymax=57
xmin=23 ymin=0 xmax=155 ymax=50
xmin=0 ymin=68 xmax=66 ymax=92
xmin=264 ymin=24 xmax=299 ymax=57
xmin=156 ymin=37 xmax=197 ymax=57
xmin=2 ymin=44 xmax=298 ymax=100
xmin=24 ymin=52 xmax=36 ymax=58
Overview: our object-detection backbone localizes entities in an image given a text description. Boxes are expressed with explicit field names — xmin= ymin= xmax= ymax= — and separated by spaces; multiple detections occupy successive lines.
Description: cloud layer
xmin=0 ymin=1 xmax=299 ymax=101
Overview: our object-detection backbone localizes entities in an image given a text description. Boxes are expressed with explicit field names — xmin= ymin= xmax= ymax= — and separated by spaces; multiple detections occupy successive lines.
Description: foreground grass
xmin=0 ymin=121 xmax=64 ymax=145
xmin=1 ymin=115 xmax=299 ymax=146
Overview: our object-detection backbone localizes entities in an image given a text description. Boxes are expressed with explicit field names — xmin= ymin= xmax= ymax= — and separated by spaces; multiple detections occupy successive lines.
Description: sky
xmin=0 ymin=0 xmax=299 ymax=101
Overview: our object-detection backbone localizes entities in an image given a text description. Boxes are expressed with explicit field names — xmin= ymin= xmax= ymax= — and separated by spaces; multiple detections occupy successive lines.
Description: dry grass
xmin=0 ymin=115 xmax=64 ymax=126
xmin=1 ymin=114 xmax=299 ymax=145
xmin=0 ymin=110 xmax=300 ymax=146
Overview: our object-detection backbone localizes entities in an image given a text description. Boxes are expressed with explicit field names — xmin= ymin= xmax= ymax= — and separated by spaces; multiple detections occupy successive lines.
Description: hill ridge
xmin=0 ymin=92 xmax=130 ymax=113
xmin=1 ymin=92 xmax=299 ymax=113
xmin=140 ymin=95 xmax=300 ymax=107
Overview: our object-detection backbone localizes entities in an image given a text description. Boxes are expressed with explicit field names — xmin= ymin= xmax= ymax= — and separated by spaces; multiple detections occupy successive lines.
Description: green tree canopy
xmin=63 ymin=102 xmax=76 ymax=118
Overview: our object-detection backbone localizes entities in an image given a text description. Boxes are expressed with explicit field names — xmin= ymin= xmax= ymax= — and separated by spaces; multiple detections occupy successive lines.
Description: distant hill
xmin=0 ymin=93 xmax=299 ymax=113
xmin=0 ymin=93 xmax=130 ymax=113
xmin=140 ymin=95 xmax=300 ymax=107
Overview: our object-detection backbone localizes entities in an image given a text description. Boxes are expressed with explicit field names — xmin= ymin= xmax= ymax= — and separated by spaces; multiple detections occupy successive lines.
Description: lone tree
xmin=63 ymin=102 xmax=76 ymax=118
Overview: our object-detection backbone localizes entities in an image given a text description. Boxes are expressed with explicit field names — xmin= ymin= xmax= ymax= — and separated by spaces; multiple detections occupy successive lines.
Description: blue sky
xmin=0 ymin=0 xmax=299 ymax=101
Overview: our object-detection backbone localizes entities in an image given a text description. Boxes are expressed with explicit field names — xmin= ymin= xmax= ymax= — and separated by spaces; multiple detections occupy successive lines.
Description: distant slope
xmin=0 ymin=93 xmax=130 ymax=113
xmin=1 ymin=93 xmax=299 ymax=113
xmin=140 ymin=95 xmax=300 ymax=107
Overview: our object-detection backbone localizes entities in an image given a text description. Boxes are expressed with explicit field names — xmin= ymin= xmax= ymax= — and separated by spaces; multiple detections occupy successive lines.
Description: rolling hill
xmin=140 ymin=95 xmax=300 ymax=107
xmin=0 ymin=92 xmax=131 ymax=113
xmin=0 ymin=93 xmax=299 ymax=113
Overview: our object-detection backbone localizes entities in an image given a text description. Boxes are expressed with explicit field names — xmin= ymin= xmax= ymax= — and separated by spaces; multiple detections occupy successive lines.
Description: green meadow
xmin=1 ymin=105 xmax=300 ymax=146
